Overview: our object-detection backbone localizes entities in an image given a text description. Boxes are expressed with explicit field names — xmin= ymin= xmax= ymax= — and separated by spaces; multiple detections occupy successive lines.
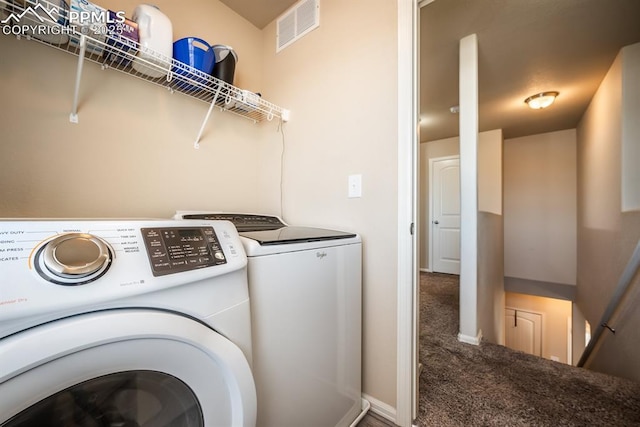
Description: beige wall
xmin=478 ymin=129 xmax=503 ymax=215
xmin=0 ymin=0 xmax=266 ymax=218
xmin=261 ymin=0 xmax=399 ymax=407
xmin=0 ymin=0 xmax=401 ymax=410
xmin=577 ymin=43 xmax=640 ymax=381
xmin=477 ymin=130 xmax=504 ymax=344
xmin=505 ymin=292 xmax=572 ymax=364
xmin=504 ymin=129 xmax=577 ymax=285
xmin=478 ymin=212 xmax=505 ymax=344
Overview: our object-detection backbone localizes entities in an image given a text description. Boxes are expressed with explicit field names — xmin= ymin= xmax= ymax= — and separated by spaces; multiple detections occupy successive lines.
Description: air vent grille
xmin=277 ymin=0 xmax=319 ymax=52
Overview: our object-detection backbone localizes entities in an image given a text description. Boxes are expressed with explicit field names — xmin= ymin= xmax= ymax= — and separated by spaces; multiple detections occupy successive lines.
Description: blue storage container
xmin=172 ymin=37 xmax=215 ymax=92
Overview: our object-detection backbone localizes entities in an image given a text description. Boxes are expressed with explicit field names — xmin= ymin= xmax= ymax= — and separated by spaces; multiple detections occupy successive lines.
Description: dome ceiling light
xmin=525 ymin=91 xmax=559 ymax=110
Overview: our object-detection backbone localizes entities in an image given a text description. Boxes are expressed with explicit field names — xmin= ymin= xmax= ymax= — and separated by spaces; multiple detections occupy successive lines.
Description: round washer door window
xmin=2 ymin=370 xmax=203 ymax=427
xmin=0 ymin=310 xmax=256 ymax=427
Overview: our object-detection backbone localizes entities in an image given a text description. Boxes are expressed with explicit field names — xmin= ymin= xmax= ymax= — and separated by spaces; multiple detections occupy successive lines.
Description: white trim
xmin=363 ymin=393 xmax=397 ymax=423
xmin=396 ymin=0 xmax=419 ymax=426
xmin=418 ymin=0 xmax=436 ymax=7
xmin=420 ymin=268 xmax=432 ymax=273
xmin=458 ymin=329 xmax=483 ymax=346
xmin=348 ymin=398 xmax=371 ymax=427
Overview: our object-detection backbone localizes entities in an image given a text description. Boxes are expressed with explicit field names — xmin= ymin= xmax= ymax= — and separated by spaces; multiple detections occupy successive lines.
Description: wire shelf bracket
xmin=69 ymin=34 xmax=87 ymax=124
xmin=0 ymin=0 xmax=290 ymax=147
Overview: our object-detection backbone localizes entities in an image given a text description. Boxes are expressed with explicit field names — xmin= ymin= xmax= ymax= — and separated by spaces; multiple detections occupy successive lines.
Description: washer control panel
xmin=0 ymin=219 xmax=247 ymax=340
xmin=141 ymin=227 xmax=226 ymax=276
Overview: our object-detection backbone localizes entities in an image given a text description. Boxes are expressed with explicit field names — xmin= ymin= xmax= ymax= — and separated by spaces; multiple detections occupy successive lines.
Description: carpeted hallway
xmin=360 ymin=272 xmax=640 ymax=426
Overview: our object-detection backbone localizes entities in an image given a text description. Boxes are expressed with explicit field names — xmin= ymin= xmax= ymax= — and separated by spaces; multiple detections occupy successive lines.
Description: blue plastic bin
xmin=172 ymin=37 xmax=215 ymax=92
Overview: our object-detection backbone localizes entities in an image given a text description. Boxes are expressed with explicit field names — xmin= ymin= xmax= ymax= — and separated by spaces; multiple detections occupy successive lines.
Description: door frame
xmin=428 ymin=155 xmax=460 ymax=273
xmin=396 ymin=0 xmax=419 ymax=426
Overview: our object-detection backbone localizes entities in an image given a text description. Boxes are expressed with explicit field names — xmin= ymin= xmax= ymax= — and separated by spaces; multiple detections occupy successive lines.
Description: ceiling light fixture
xmin=525 ymin=91 xmax=559 ymax=110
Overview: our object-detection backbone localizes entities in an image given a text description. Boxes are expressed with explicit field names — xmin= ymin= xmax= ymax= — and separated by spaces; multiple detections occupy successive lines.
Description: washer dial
xmin=35 ymin=233 xmax=113 ymax=285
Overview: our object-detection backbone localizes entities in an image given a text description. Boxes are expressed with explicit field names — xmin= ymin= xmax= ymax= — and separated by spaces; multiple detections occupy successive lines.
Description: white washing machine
xmin=175 ymin=212 xmax=363 ymax=427
xmin=0 ymin=219 xmax=256 ymax=427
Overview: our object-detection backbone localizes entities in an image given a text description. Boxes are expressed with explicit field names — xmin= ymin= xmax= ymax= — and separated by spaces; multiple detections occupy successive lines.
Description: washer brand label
xmin=120 ymin=279 xmax=144 ymax=287
xmin=0 ymin=297 xmax=28 ymax=306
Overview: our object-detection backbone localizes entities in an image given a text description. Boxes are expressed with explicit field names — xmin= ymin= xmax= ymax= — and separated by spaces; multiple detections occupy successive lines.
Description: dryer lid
xmin=240 ymin=226 xmax=356 ymax=246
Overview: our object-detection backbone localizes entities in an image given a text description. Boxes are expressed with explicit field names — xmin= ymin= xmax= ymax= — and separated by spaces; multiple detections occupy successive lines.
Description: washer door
xmin=0 ymin=310 xmax=256 ymax=427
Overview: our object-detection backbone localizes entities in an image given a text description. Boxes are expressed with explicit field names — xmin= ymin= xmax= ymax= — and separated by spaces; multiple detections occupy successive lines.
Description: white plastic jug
xmin=132 ymin=4 xmax=173 ymax=78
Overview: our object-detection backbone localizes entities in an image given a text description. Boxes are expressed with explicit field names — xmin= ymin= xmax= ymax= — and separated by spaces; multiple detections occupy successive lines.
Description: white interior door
xmin=505 ymin=307 xmax=542 ymax=356
xmin=430 ymin=156 xmax=461 ymax=274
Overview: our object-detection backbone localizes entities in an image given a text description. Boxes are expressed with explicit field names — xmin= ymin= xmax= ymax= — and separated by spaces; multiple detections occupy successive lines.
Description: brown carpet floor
xmin=415 ymin=272 xmax=640 ymax=426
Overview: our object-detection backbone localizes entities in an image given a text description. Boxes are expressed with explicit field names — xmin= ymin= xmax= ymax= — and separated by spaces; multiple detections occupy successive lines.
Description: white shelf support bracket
xmin=281 ymin=109 xmax=291 ymax=122
xmin=69 ymin=35 xmax=88 ymax=124
xmin=193 ymin=85 xmax=222 ymax=149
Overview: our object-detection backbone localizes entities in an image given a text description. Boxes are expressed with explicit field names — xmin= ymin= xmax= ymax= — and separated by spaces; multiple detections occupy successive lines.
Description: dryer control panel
xmin=179 ymin=212 xmax=286 ymax=232
xmin=141 ymin=227 xmax=226 ymax=276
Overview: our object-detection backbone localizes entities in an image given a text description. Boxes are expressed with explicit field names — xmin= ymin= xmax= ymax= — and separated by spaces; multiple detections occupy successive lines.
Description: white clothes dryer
xmin=0 ymin=219 xmax=256 ymax=427
xmin=175 ymin=212 xmax=363 ymax=427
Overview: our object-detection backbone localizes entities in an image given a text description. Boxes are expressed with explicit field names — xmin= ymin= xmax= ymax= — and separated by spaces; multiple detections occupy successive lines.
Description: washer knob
xmin=41 ymin=233 xmax=112 ymax=282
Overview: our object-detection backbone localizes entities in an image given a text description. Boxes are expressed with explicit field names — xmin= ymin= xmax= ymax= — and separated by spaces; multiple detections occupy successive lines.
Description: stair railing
xmin=577 ymin=239 xmax=640 ymax=367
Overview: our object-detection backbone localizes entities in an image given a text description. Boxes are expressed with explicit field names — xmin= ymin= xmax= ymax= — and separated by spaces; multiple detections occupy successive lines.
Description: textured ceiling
xmin=218 ymin=0 xmax=297 ymax=29
xmin=420 ymin=0 xmax=640 ymax=142
xmin=219 ymin=0 xmax=640 ymax=142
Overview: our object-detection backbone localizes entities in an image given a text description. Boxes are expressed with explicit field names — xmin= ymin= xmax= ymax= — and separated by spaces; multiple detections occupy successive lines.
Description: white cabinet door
xmin=505 ymin=308 xmax=542 ymax=356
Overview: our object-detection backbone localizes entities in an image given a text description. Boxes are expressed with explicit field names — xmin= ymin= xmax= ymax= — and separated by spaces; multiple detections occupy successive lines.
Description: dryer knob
xmin=43 ymin=233 xmax=112 ymax=279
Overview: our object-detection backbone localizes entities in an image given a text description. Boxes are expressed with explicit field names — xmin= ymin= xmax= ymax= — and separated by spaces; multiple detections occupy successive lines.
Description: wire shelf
xmin=1 ymin=0 xmax=290 ymax=146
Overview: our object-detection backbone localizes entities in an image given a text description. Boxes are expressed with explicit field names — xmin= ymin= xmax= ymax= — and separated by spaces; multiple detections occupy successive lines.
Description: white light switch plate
xmin=348 ymin=174 xmax=362 ymax=198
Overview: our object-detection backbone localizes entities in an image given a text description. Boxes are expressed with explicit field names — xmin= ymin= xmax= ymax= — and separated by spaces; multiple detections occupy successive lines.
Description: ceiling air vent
xmin=276 ymin=0 xmax=320 ymax=52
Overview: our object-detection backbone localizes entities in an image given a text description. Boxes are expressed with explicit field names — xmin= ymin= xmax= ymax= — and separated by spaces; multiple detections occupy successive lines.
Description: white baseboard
xmin=362 ymin=393 xmax=397 ymax=424
xmin=419 ymin=268 xmax=432 ymax=273
xmin=458 ymin=329 xmax=483 ymax=346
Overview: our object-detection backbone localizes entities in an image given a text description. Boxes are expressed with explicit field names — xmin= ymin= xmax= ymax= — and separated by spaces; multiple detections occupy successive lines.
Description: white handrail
xmin=578 ymin=239 xmax=640 ymax=367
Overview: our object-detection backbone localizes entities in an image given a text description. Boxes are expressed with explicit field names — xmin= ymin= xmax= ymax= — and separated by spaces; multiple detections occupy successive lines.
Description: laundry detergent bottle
xmin=132 ymin=4 xmax=173 ymax=78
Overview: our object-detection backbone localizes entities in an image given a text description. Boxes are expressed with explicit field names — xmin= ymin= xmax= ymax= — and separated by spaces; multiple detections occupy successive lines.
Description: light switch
xmin=348 ymin=174 xmax=362 ymax=198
